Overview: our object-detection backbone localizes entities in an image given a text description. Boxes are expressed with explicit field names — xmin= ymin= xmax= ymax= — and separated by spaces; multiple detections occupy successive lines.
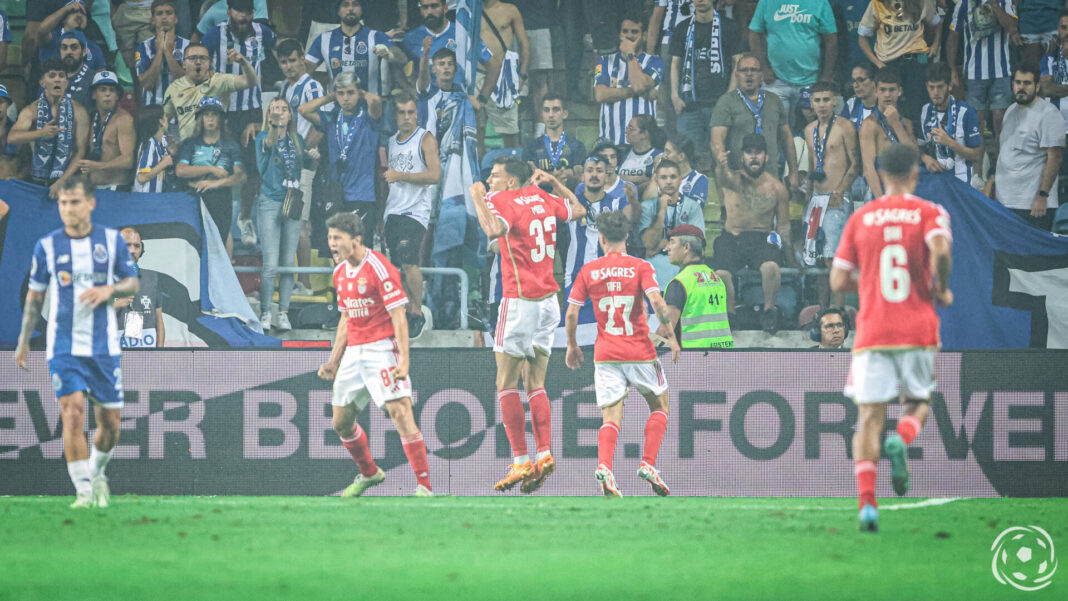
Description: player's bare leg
xmin=494 ymin=352 xmax=534 ymax=491
xmin=60 ymin=391 xmax=93 ymax=508
xmin=885 ymin=399 xmax=930 ymax=496
xmin=595 ymin=400 xmax=624 ymax=498
xmin=89 ymin=405 xmax=121 ymax=508
xmin=854 ymin=403 xmax=886 ymax=532
xmin=333 ymin=404 xmax=385 ymax=497
xmin=638 ymin=389 xmax=670 ymax=496
xmin=385 ymin=397 xmax=433 ymax=496
xmin=520 ymin=351 xmax=555 ymax=494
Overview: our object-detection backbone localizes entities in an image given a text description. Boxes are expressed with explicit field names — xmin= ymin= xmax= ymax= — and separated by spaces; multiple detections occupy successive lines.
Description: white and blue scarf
xmin=277 ymin=135 xmax=301 ymax=190
xmin=31 ymin=94 xmax=74 ymax=180
xmin=680 ymin=11 xmax=723 ymax=102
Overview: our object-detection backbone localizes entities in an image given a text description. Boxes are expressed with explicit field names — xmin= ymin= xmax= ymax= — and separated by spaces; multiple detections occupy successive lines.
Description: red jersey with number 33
xmin=567 ymin=252 xmax=660 ymax=363
xmin=334 ymin=249 xmax=408 ymax=346
xmin=487 ymin=185 xmax=572 ymax=300
xmin=833 ymin=194 xmax=952 ymax=352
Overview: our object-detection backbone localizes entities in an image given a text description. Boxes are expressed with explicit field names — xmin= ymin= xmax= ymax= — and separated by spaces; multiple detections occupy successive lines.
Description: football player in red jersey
xmin=317 ymin=212 xmax=433 ymax=498
xmin=564 ymin=210 xmax=680 ymax=498
xmin=470 ymin=156 xmax=586 ymax=493
xmin=831 ymin=145 xmax=953 ymax=532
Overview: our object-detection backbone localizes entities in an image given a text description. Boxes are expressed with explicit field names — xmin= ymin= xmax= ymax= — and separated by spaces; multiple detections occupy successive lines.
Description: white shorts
xmin=594 ymin=361 xmax=669 ymax=408
xmin=845 ymin=349 xmax=936 ymax=404
xmin=331 ymin=338 xmax=412 ymax=409
xmin=493 ymin=296 xmax=559 ymax=359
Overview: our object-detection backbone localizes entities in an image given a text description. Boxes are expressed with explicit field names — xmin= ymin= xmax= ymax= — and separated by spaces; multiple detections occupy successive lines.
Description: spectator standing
xmin=669 ymin=0 xmax=742 ymax=157
xmin=749 ymin=0 xmax=838 ymax=118
xmin=479 ymin=0 xmax=529 ymax=150
xmin=201 ymin=0 xmax=276 ymax=246
xmin=640 ymin=158 xmax=705 ymax=287
xmin=116 ymin=226 xmax=166 ymax=348
xmin=133 ymin=104 xmax=172 ymax=193
xmin=23 ymin=0 xmax=109 ymax=106
xmin=383 ymin=92 xmax=441 ymax=338
xmin=594 ymin=13 xmax=664 ymax=145
xmin=859 ymin=68 xmax=917 ymax=198
xmin=985 ymin=66 xmax=1065 ymax=231
xmin=618 ymin=114 xmax=664 ymax=193
xmin=305 ymin=0 xmax=404 ymax=95
xmin=175 ymin=96 xmax=246 ymax=251
xmin=299 ymin=73 xmax=384 ymax=248
xmin=829 ymin=0 xmax=871 ymax=84
xmin=35 ymin=2 xmax=106 ymax=74
xmin=0 ymin=84 xmax=27 ymax=180
xmin=523 ymin=95 xmax=587 ymax=189
xmin=842 ymin=62 xmax=877 ymax=202
xmin=857 ymin=0 xmax=942 ymax=124
xmin=162 ymin=42 xmax=257 ymax=146
xmin=662 ymin=135 xmax=708 ymax=207
xmin=193 ymin=0 xmax=268 ymax=40
xmin=75 ymin=71 xmax=136 ymax=190
xmin=135 ymin=0 xmax=190 ymax=108
xmin=564 ymin=156 xmax=633 ymax=291
xmin=711 ymin=54 xmax=800 ymax=190
xmin=1017 ymin=0 xmax=1063 ymax=69
xmin=55 ymin=31 xmax=100 ymax=109
xmin=417 ymin=46 xmax=464 ymax=138
xmin=947 ymin=0 xmax=1016 ymax=145
xmin=919 ymin=62 xmax=983 ymax=185
xmin=10 ymin=59 xmax=90 ymax=198
xmin=1040 ymin=13 xmax=1068 ymax=136
xmin=402 ymin=0 xmax=497 ymax=103
xmin=112 ymin=0 xmax=156 ymax=85
xmin=254 ymin=98 xmax=307 ymax=332
xmin=649 ymin=0 xmax=694 ymax=135
xmin=659 ymin=224 xmax=733 ymax=348
xmin=514 ymin=0 xmax=556 ymax=133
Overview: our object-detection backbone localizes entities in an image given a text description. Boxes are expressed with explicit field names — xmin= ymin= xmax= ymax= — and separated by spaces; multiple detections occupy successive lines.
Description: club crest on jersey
xmin=357 ymin=277 xmax=367 ymax=294
xmin=356 ymin=41 xmax=367 ymax=54
xmin=58 ymin=271 xmax=72 ymax=286
xmin=93 ymin=244 xmax=108 ymax=263
xmin=446 ymin=39 xmax=457 ymax=50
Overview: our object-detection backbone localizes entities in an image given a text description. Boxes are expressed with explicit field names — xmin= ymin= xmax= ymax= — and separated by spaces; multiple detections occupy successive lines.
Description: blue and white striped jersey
xmin=951 ymin=0 xmax=1014 ymax=81
xmin=594 ymin=51 xmax=664 ymax=144
xmin=1040 ymin=51 xmax=1068 ymax=133
xmin=29 ymin=226 xmax=138 ymax=360
xmin=135 ymin=33 xmax=191 ymax=107
xmin=0 ymin=10 xmax=12 ymax=43
xmin=841 ymin=96 xmax=874 ymax=130
xmin=202 ymin=21 xmax=276 ymax=112
xmin=133 ymin=137 xmax=167 ymax=193
xmin=679 ymin=169 xmax=709 ymax=206
xmin=564 ymin=188 xmax=630 ymax=287
xmin=280 ymin=73 xmax=326 ymax=139
xmin=919 ymin=99 xmax=982 ymax=184
xmin=402 ymin=22 xmax=493 ymax=93
xmin=656 ymin=0 xmax=694 ymax=47
xmin=306 ymin=26 xmax=394 ymax=96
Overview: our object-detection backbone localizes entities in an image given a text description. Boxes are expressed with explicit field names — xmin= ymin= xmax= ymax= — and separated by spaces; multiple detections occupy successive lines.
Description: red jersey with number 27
xmin=487 ymin=185 xmax=572 ymax=300
xmin=567 ymin=252 xmax=660 ymax=363
xmin=833 ymin=194 xmax=952 ymax=352
xmin=334 ymin=249 xmax=409 ymax=345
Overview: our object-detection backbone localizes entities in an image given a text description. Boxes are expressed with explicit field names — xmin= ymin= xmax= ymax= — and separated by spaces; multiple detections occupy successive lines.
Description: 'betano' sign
xmin=1 ymin=350 xmax=1065 ymax=497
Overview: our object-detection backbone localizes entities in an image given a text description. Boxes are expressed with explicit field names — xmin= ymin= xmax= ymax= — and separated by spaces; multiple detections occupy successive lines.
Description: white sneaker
xmin=91 ymin=474 xmax=110 ymax=508
xmin=260 ymin=312 xmax=272 ymax=331
xmin=292 ymin=282 xmax=314 ymax=296
xmin=239 ymin=218 xmax=257 ymax=245
xmin=341 ymin=467 xmax=386 ymax=498
xmin=70 ymin=492 xmax=93 ymax=509
xmin=275 ymin=312 xmax=292 ymax=332
xmin=414 ymin=484 xmax=434 ymax=497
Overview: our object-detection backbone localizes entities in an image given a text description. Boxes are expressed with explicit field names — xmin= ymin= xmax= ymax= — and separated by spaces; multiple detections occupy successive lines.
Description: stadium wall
xmin=2 ymin=350 xmax=1066 ymax=497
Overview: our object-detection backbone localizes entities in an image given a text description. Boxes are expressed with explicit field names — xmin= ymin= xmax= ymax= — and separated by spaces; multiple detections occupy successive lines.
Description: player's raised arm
xmin=469 ymin=181 xmax=507 ymax=240
xmin=646 ymin=289 xmax=680 ymax=363
xmin=531 ymin=168 xmax=586 ymax=221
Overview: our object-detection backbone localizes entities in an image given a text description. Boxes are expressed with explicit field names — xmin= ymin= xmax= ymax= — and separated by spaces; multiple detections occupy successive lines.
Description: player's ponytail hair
xmin=596 ymin=210 xmax=630 ymax=243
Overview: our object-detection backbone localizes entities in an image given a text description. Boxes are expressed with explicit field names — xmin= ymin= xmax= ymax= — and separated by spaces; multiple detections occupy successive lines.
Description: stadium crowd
xmin=1 ymin=0 xmax=1065 ymax=342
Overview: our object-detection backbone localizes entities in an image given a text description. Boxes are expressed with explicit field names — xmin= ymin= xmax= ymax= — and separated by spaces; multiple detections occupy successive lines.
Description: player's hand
xmin=79 ymin=285 xmax=115 ymax=309
xmin=469 ymin=180 xmax=487 ymax=199
xmin=565 ymin=344 xmax=583 ymax=370
xmin=391 ymin=360 xmax=409 ymax=381
xmin=930 ymin=126 xmax=952 ymax=147
xmin=933 ymin=287 xmax=954 ymax=307
xmin=922 ymin=154 xmax=945 ymax=173
xmin=14 ymin=343 xmax=29 ymax=371
xmin=383 ymin=168 xmax=403 ymax=184
xmin=1031 ymin=194 xmax=1049 ymax=217
xmin=318 ymin=361 xmax=338 ymax=380
xmin=530 ymin=168 xmax=556 ymax=188
xmin=668 ymin=336 xmax=681 ymax=364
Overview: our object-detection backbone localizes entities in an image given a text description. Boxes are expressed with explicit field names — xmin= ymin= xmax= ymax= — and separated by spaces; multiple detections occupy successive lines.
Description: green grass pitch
xmin=1 ymin=496 xmax=1065 ymax=600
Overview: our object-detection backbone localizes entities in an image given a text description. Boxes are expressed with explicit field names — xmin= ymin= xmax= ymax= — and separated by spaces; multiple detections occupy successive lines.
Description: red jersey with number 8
xmin=487 ymin=185 xmax=572 ymax=300
xmin=334 ymin=249 xmax=409 ymax=346
xmin=567 ymin=252 xmax=660 ymax=363
xmin=833 ymin=194 xmax=952 ymax=352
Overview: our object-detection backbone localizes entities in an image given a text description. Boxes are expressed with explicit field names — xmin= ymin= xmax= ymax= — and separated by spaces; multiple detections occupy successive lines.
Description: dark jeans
xmin=1011 ymin=208 xmax=1054 ymax=231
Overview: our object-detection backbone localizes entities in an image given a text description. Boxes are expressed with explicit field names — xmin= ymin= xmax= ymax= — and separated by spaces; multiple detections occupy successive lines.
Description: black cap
xmin=741 ymin=133 xmax=767 ymax=153
xmin=228 ymin=0 xmax=254 ymax=12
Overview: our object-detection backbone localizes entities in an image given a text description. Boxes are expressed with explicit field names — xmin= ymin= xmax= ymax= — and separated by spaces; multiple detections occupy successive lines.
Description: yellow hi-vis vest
xmin=667 ymin=264 xmax=734 ymax=349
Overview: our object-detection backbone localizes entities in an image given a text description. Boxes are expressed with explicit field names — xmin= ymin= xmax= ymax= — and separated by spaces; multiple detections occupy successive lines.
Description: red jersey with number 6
xmin=567 ymin=252 xmax=660 ymax=363
xmin=487 ymin=185 xmax=572 ymax=300
xmin=833 ymin=194 xmax=952 ymax=352
xmin=334 ymin=249 xmax=409 ymax=346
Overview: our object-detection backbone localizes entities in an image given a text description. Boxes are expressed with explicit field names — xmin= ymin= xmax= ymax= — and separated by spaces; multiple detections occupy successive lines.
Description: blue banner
xmin=915 ymin=173 xmax=1068 ymax=349
xmin=0 ymin=180 xmax=279 ymax=348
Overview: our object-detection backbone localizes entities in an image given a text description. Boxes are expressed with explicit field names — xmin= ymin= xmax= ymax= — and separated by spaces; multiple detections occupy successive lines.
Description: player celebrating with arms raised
xmin=14 ymin=174 xmax=139 ymax=508
xmin=564 ymin=210 xmax=680 ymax=498
xmin=470 ymin=157 xmax=586 ymax=493
xmin=317 ymin=212 xmax=433 ymax=498
xmin=831 ymin=145 xmax=953 ymax=533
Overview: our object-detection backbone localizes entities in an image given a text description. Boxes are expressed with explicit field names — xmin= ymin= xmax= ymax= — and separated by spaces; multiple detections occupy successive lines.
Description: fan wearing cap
xmin=74 ymin=71 xmax=135 ymax=190
xmin=38 ymin=28 xmax=101 ymax=110
xmin=712 ymin=132 xmax=791 ymax=334
xmin=34 ymin=2 xmax=106 ymax=71
xmin=658 ymin=223 xmax=733 ymax=349
xmin=0 ymin=84 xmax=26 ymax=180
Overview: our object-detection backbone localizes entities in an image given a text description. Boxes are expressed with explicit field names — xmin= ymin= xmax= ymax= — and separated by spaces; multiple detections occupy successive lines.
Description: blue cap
xmin=60 ymin=30 xmax=88 ymax=50
xmin=196 ymin=96 xmax=225 ymax=114
xmin=90 ymin=70 xmax=123 ymax=92
xmin=0 ymin=84 xmax=9 ymax=101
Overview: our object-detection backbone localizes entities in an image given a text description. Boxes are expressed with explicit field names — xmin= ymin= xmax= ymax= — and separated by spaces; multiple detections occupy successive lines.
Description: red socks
xmin=897 ymin=415 xmax=922 ymax=446
xmin=597 ymin=422 xmax=620 ymax=470
xmin=527 ymin=388 xmax=552 ymax=454
xmin=402 ymin=433 xmax=432 ymax=490
xmin=642 ymin=410 xmax=668 ymax=466
xmin=855 ymin=460 xmax=877 ymax=509
xmin=340 ymin=425 xmax=378 ymax=477
xmin=498 ymin=389 xmax=528 ymax=458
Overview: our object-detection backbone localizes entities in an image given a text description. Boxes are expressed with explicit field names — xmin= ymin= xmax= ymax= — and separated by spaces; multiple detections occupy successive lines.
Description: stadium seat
xmin=480 ymin=148 xmax=523 ymax=181
xmin=1053 ymin=204 xmax=1068 ymax=235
